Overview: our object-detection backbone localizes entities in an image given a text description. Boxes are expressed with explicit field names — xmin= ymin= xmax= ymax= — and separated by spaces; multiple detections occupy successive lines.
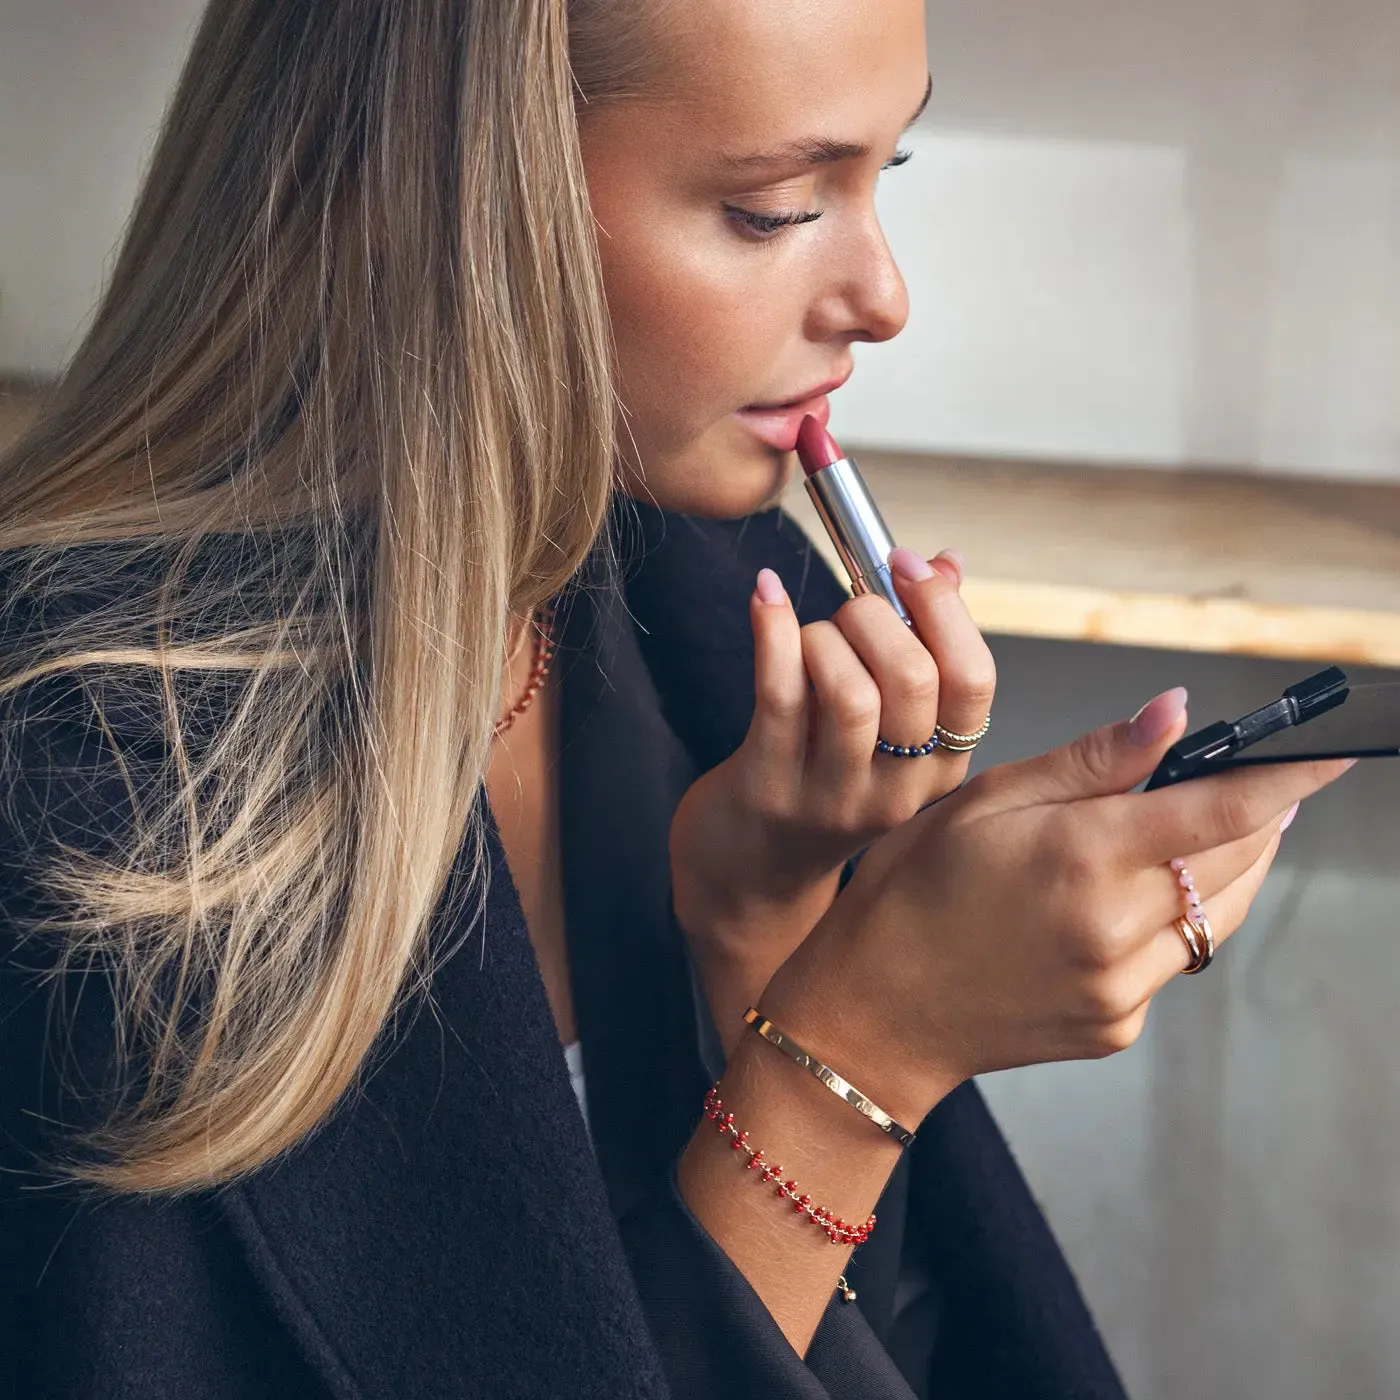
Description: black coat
xmin=0 ymin=502 xmax=1128 ymax=1399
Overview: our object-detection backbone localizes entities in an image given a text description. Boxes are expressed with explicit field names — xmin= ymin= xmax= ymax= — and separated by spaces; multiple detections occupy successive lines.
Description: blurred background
xmin=1 ymin=2 xmax=1397 ymax=1395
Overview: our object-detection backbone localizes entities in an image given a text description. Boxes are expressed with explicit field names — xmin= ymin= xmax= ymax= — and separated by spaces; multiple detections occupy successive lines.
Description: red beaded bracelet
xmin=703 ymin=1085 xmax=876 ymax=1248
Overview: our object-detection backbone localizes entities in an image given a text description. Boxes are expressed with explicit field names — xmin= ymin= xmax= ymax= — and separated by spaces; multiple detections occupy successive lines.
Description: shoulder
xmin=0 ymin=565 xmax=183 ymax=1173
xmin=3 ymin=684 xmax=143 ymax=874
xmin=0 ymin=548 xmax=172 ymax=962
xmin=0 ymin=666 xmax=157 ymax=1047
xmin=0 ymin=540 xmax=243 ymax=876
xmin=1 ymin=674 xmax=163 ymax=892
xmin=0 ymin=677 xmax=137 ymax=1172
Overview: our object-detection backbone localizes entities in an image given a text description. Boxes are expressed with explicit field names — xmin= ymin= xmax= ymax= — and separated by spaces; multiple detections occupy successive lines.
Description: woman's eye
xmin=723 ymin=206 xmax=824 ymax=240
xmin=722 ymin=152 xmax=910 ymax=240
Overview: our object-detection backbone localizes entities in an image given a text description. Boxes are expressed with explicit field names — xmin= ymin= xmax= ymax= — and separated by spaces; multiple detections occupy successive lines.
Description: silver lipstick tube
xmin=804 ymin=456 xmax=912 ymax=625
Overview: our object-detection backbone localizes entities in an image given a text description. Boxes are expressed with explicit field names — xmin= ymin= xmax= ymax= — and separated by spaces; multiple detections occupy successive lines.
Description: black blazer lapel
xmin=217 ymin=807 xmax=671 ymax=1400
xmin=556 ymin=574 xmax=713 ymax=1224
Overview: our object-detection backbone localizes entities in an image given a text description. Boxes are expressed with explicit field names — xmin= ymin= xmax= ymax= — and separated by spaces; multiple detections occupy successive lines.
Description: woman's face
xmin=578 ymin=0 xmax=928 ymax=519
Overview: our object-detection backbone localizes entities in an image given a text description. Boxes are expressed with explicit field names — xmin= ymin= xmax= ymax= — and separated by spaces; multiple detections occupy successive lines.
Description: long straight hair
xmin=0 ymin=0 xmax=650 ymax=1193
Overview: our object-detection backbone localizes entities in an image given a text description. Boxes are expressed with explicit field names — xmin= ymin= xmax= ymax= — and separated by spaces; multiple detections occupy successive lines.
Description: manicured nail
xmin=931 ymin=549 xmax=965 ymax=586
xmin=1280 ymin=801 xmax=1300 ymax=832
xmin=755 ymin=568 xmax=787 ymax=605
xmin=889 ymin=546 xmax=935 ymax=583
xmin=1127 ymin=687 xmax=1189 ymax=747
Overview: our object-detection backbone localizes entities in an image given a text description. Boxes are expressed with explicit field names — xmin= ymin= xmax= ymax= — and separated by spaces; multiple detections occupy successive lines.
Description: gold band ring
xmin=934 ymin=715 xmax=991 ymax=753
xmin=1186 ymin=912 xmax=1215 ymax=973
xmin=1175 ymin=914 xmax=1215 ymax=975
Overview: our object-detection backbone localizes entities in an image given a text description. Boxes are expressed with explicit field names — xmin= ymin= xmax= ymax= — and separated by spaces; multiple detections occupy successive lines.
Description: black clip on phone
xmin=1145 ymin=666 xmax=1400 ymax=790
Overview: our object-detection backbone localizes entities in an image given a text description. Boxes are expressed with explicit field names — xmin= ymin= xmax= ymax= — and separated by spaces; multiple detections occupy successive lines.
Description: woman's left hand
xmin=670 ymin=545 xmax=997 ymax=1054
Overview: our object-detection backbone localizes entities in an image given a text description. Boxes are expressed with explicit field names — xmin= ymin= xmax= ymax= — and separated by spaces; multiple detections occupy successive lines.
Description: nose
xmin=811 ymin=213 xmax=910 ymax=346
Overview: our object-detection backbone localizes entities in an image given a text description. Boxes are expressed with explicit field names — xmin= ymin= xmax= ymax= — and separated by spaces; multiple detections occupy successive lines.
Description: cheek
xmin=602 ymin=236 xmax=800 ymax=514
xmin=601 ymin=222 xmax=790 ymax=435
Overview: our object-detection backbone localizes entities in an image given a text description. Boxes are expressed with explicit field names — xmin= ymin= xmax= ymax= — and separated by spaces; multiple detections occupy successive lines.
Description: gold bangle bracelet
xmin=743 ymin=1008 xmax=917 ymax=1149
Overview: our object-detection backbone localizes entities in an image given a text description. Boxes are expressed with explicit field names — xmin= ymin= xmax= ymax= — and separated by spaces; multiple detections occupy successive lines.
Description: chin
xmin=620 ymin=433 xmax=796 ymax=521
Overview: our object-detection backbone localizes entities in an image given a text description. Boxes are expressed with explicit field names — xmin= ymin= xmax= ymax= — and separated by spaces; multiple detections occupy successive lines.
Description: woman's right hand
xmin=758 ymin=686 xmax=1359 ymax=1127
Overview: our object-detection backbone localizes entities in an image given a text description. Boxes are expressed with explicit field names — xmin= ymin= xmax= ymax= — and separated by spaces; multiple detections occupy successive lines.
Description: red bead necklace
xmin=493 ymin=604 xmax=556 ymax=739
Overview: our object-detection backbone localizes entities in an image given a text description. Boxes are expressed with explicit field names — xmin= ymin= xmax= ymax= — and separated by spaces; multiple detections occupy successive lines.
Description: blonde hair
xmin=0 ymin=0 xmax=656 ymax=1193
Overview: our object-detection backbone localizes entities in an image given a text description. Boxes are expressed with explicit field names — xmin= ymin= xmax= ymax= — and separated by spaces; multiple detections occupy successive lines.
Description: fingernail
xmin=755 ymin=568 xmax=787 ymax=605
xmin=932 ymin=550 xmax=965 ymax=586
xmin=889 ymin=546 xmax=935 ymax=583
xmin=1280 ymin=801 xmax=1300 ymax=832
xmin=1127 ymin=687 xmax=1189 ymax=747
xmin=1343 ymin=758 xmax=1360 ymax=770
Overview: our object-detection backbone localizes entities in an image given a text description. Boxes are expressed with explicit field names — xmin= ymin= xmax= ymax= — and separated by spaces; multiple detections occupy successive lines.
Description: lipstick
xmin=795 ymin=415 xmax=912 ymax=626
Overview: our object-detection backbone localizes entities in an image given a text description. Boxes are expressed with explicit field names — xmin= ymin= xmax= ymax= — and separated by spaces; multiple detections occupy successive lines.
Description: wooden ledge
xmin=784 ymin=448 xmax=1400 ymax=668
xmin=8 ymin=387 xmax=1400 ymax=666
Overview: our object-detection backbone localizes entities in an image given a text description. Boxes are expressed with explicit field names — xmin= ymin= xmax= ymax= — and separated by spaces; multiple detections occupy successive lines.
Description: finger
xmin=1112 ymin=757 xmax=1357 ymax=867
xmin=1136 ymin=820 xmax=1284 ymax=989
xmin=830 ymin=593 xmax=940 ymax=749
xmin=1117 ymin=808 xmax=1285 ymax=953
xmin=974 ymin=688 xmax=1191 ymax=815
xmin=800 ymin=619 xmax=882 ymax=790
xmin=740 ymin=569 xmax=809 ymax=787
xmin=887 ymin=547 xmax=997 ymax=750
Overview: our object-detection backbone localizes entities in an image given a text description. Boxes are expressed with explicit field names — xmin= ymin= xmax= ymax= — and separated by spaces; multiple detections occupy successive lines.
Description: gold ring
xmin=1184 ymin=912 xmax=1214 ymax=974
xmin=1174 ymin=916 xmax=1202 ymax=971
xmin=934 ymin=715 xmax=991 ymax=752
xmin=1175 ymin=915 xmax=1214 ymax=975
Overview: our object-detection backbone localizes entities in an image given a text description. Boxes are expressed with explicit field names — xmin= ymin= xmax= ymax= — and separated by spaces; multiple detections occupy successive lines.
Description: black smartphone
xmin=1144 ymin=666 xmax=1400 ymax=791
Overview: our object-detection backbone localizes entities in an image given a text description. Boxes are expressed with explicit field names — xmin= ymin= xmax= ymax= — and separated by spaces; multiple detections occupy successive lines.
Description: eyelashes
xmin=723 ymin=147 xmax=914 ymax=241
xmin=725 ymin=207 xmax=824 ymax=237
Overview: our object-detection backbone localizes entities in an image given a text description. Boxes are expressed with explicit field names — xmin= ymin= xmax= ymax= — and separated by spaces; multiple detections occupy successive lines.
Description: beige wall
xmin=2 ymin=0 xmax=1397 ymax=476
xmin=843 ymin=0 xmax=1400 ymax=478
xmin=0 ymin=0 xmax=199 ymax=373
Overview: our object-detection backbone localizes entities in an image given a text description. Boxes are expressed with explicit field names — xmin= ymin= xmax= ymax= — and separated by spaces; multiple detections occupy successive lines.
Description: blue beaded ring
xmin=874 ymin=733 xmax=941 ymax=758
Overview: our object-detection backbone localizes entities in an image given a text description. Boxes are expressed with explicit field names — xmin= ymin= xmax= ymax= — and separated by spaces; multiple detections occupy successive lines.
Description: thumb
xmin=981 ymin=687 xmax=1190 ymax=811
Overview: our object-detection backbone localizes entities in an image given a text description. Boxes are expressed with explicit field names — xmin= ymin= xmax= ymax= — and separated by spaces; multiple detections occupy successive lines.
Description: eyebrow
xmin=717 ymin=73 xmax=933 ymax=173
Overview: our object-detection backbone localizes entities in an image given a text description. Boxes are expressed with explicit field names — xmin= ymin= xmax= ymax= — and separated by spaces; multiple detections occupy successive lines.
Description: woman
xmin=0 ymin=1 xmax=1352 ymax=1396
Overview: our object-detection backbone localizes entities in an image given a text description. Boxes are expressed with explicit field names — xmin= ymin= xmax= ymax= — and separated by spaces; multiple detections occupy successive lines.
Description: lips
xmin=736 ymin=372 xmax=851 ymax=453
xmin=745 ymin=372 xmax=852 ymax=413
xmin=735 ymin=394 xmax=833 ymax=453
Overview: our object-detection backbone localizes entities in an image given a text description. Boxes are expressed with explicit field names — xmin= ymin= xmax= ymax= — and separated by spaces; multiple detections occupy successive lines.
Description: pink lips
xmin=735 ymin=394 xmax=833 ymax=453
xmin=735 ymin=372 xmax=848 ymax=454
